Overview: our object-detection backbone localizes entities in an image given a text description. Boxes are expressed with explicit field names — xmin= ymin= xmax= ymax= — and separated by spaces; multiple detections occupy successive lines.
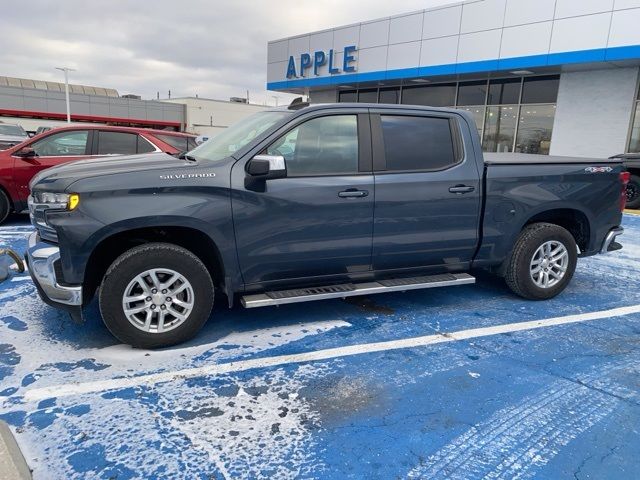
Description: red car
xmin=0 ymin=125 xmax=197 ymax=223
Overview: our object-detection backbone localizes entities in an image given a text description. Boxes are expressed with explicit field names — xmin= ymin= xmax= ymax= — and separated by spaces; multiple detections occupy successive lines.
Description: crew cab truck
xmin=25 ymin=102 xmax=628 ymax=348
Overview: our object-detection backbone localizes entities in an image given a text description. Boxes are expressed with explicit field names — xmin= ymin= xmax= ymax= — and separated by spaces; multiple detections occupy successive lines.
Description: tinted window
xmin=267 ymin=115 xmax=359 ymax=176
xmin=137 ymin=136 xmax=157 ymax=153
xmin=155 ymin=134 xmax=188 ymax=151
xmin=402 ymin=84 xmax=456 ymax=107
xmin=521 ymin=75 xmax=559 ymax=104
xmin=358 ymin=89 xmax=378 ymax=103
xmin=97 ymin=131 xmax=137 ymax=155
xmin=487 ymin=78 xmax=521 ymax=105
xmin=339 ymin=91 xmax=357 ymax=102
xmin=31 ymin=130 xmax=89 ymax=156
xmin=457 ymin=81 xmax=487 ymax=106
xmin=187 ymin=138 xmax=198 ymax=150
xmin=379 ymin=88 xmax=399 ymax=104
xmin=380 ymin=116 xmax=456 ymax=171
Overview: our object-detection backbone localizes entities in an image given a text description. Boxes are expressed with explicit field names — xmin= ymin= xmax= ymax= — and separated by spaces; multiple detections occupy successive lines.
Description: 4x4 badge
xmin=585 ymin=166 xmax=613 ymax=173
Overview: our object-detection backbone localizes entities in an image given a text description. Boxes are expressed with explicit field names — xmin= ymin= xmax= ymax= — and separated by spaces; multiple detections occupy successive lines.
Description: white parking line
xmin=23 ymin=304 xmax=640 ymax=402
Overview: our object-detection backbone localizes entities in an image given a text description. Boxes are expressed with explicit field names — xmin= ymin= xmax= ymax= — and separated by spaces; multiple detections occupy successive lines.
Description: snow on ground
xmin=0 ymin=213 xmax=639 ymax=479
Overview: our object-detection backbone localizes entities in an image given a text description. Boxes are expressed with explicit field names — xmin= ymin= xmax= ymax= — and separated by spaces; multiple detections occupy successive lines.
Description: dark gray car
xmin=25 ymin=102 xmax=626 ymax=348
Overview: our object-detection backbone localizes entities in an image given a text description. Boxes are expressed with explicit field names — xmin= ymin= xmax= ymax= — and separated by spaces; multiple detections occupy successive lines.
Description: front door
xmin=12 ymin=129 xmax=92 ymax=202
xmin=231 ymin=112 xmax=374 ymax=287
xmin=370 ymin=110 xmax=482 ymax=271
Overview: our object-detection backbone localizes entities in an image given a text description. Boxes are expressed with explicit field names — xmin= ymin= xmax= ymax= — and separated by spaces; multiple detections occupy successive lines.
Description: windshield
xmin=0 ymin=125 xmax=27 ymax=137
xmin=189 ymin=111 xmax=291 ymax=162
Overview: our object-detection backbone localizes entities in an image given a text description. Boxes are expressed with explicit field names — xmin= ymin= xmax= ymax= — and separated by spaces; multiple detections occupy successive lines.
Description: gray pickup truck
xmin=25 ymin=101 xmax=628 ymax=348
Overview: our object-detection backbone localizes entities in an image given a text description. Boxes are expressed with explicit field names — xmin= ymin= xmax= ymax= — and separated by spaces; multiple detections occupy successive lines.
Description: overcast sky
xmin=2 ymin=0 xmax=459 ymax=105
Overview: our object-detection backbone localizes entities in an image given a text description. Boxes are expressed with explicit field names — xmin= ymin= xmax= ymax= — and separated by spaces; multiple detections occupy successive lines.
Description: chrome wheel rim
xmin=122 ymin=268 xmax=194 ymax=333
xmin=530 ymin=240 xmax=569 ymax=289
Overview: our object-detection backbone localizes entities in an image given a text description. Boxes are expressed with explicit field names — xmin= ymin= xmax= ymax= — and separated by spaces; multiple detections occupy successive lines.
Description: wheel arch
xmin=83 ymin=225 xmax=228 ymax=305
xmin=522 ymin=207 xmax=591 ymax=253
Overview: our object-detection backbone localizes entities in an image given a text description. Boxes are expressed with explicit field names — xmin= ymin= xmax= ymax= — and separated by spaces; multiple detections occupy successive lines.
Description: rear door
xmin=231 ymin=110 xmax=374 ymax=287
xmin=12 ymin=129 xmax=92 ymax=202
xmin=370 ymin=109 xmax=482 ymax=271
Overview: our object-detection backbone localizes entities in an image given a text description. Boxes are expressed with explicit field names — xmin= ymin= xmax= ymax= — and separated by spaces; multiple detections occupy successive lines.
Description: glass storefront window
xmin=515 ymin=104 xmax=556 ymax=155
xmin=521 ymin=76 xmax=559 ymax=104
xmin=457 ymin=106 xmax=485 ymax=137
xmin=379 ymin=88 xmax=400 ymax=104
xmin=487 ymin=78 xmax=521 ymax=105
xmin=457 ymin=81 xmax=487 ymax=106
xmin=629 ymin=103 xmax=640 ymax=153
xmin=338 ymin=91 xmax=357 ymax=102
xmin=358 ymin=89 xmax=378 ymax=103
xmin=402 ymin=83 xmax=457 ymax=107
xmin=482 ymin=105 xmax=518 ymax=152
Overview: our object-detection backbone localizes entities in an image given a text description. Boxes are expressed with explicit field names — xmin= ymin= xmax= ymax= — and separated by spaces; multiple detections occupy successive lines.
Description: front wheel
xmin=99 ymin=243 xmax=214 ymax=348
xmin=504 ymin=223 xmax=577 ymax=300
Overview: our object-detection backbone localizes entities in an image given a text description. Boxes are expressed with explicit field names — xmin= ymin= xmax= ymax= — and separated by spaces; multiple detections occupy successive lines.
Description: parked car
xmin=25 ymin=102 xmax=627 ymax=348
xmin=0 ymin=123 xmax=29 ymax=150
xmin=610 ymin=153 xmax=640 ymax=209
xmin=0 ymin=125 xmax=196 ymax=223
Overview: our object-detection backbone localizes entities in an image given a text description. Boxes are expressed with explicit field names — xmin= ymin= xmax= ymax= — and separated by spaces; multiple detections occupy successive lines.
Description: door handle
xmin=448 ymin=185 xmax=475 ymax=194
xmin=338 ymin=189 xmax=368 ymax=198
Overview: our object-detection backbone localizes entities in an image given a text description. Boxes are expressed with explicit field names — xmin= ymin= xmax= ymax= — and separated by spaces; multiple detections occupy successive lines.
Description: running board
xmin=241 ymin=273 xmax=475 ymax=308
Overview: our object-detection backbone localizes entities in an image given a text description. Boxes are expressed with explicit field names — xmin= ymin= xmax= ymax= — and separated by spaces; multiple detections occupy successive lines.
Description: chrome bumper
xmin=600 ymin=226 xmax=624 ymax=254
xmin=25 ymin=232 xmax=82 ymax=306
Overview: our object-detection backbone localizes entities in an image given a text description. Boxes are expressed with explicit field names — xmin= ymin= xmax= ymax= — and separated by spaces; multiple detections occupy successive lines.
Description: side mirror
xmin=245 ymin=154 xmax=286 ymax=191
xmin=14 ymin=147 xmax=37 ymax=158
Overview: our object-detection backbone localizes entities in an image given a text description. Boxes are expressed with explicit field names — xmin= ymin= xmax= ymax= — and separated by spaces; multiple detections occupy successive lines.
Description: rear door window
xmin=379 ymin=115 xmax=458 ymax=172
xmin=97 ymin=131 xmax=138 ymax=155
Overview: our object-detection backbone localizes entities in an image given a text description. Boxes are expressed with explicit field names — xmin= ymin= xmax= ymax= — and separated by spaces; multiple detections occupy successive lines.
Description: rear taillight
xmin=620 ymin=171 xmax=630 ymax=212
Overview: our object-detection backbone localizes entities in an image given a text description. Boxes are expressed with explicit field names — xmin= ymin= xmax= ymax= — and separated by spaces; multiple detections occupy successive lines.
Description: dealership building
xmin=267 ymin=0 xmax=640 ymax=157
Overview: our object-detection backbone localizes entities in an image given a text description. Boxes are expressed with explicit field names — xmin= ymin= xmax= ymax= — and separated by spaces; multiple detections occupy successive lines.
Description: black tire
xmin=99 ymin=242 xmax=214 ymax=348
xmin=0 ymin=189 xmax=11 ymax=225
xmin=504 ymin=222 xmax=577 ymax=300
xmin=626 ymin=174 xmax=640 ymax=209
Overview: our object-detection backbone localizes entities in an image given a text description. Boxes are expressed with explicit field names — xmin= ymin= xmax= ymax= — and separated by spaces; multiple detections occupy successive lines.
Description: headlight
xmin=33 ymin=192 xmax=80 ymax=210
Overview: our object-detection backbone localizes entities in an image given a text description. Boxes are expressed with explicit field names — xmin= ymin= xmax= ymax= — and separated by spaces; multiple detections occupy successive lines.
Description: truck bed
xmin=484 ymin=153 xmax=623 ymax=165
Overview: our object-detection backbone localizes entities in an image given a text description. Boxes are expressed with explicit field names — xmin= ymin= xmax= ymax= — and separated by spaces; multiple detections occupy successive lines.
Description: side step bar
xmin=241 ymin=273 xmax=475 ymax=308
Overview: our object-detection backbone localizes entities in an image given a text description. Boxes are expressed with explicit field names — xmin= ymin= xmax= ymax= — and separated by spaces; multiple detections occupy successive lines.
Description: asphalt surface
xmin=0 ymin=213 xmax=639 ymax=479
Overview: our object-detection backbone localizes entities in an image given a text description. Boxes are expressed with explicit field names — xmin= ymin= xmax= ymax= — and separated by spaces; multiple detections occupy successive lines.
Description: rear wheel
xmin=626 ymin=174 xmax=640 ymax=209
xmin=99 ymin=242 xmax=214 ymax=348
xmin=0 ymin=190 xmax=11 ymax=225
xmin=505 ymin=222 xmax=577 ymax=300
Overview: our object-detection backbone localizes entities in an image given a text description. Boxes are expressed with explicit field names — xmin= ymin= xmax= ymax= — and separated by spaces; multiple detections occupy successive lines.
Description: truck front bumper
xmin=600 ymin=226 xmax=624 ymax=254
xmin=25 ymin=232 xmax=83 ymax=320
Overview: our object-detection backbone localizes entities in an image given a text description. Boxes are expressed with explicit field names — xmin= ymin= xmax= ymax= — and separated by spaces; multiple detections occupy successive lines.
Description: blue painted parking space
xmin=1 ymin=213 xmax=639 ymax=479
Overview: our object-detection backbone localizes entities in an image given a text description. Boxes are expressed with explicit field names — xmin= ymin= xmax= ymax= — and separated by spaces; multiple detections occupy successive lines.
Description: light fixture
xmin=409 ymin=78 xmax=431 ymax=83
xmin=510 ymin=70 xmax=534 ymax=75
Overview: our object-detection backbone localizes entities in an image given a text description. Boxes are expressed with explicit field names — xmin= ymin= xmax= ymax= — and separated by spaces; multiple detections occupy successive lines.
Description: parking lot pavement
xmin=0 ymin=214 xmax=639 ymax=479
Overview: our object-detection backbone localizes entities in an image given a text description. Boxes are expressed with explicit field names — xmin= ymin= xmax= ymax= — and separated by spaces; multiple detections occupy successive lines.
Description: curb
xmin=0 ymin=421 xmax=31 ymax=480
